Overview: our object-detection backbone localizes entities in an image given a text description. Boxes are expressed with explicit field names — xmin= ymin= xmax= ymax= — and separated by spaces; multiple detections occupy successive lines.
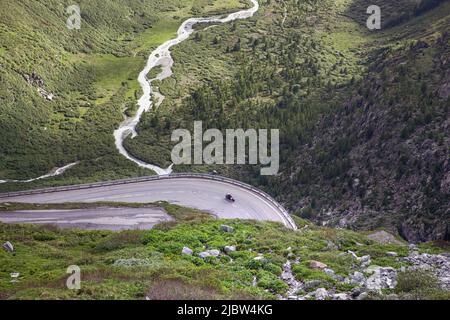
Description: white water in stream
xmin=0 ymin=1 xmax=259 ymax=184
xmin=114 ymin=0 xmax=260 ymax=175
xmin=0 ymin=162 xmax=78 ymax=184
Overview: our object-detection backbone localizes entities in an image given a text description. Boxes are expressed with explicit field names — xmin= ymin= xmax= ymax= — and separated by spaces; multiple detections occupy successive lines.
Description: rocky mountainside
xmin=280 ymin=1 xmax=450 ymax=243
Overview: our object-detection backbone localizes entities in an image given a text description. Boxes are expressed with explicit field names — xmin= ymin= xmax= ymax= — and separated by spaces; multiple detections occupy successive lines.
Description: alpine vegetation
xmin=171 ymin=121 xmax=279 ymax=175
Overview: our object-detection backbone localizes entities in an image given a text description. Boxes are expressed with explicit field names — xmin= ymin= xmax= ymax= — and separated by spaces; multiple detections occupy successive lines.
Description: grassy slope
xmin=0 ymin=0 xmax=247 ymax=189
xmin=0 ymin=203 xmax=448 ymax=300
xmin=122 ymin=0 xmax=449 ymax=241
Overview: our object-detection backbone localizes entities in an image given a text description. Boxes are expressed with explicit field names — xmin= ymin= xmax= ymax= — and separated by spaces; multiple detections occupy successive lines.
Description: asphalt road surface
xmin=0 ymin=207 xmax=173 ymax=230
xmin=0 ymin=178 xmax=292 ymax=228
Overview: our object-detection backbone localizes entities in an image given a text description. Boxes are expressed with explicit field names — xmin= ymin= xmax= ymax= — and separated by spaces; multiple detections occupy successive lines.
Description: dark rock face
xmin=23 ymin=71 xmax=54 ymax=100
xmin=279 ymin=31 xmax=450 ymax=243
xmin=398 ymin=220 xmax=449 ymax=244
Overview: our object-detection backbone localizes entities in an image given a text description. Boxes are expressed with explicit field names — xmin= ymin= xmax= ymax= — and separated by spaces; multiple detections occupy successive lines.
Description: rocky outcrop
xmin=279 ymin=30 xmax=450 ymax=243
xmin=365 ymin=267 xmax=397 ymax=291
xmin=23 ymin=71 xmax=54 ymax=101
xmin=278 ymin=245 xmax=449 ymax=300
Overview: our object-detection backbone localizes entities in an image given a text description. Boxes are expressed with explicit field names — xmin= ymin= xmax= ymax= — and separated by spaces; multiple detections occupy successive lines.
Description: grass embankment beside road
xmin=0 ymin=202 xmax=448 ymax=300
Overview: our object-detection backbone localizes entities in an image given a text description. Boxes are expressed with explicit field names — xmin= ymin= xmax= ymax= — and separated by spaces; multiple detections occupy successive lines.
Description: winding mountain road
xmin=0 ymin=175 xmax=296 ymax=229
xmin=0 ymin=1 xmax=294 ymax=231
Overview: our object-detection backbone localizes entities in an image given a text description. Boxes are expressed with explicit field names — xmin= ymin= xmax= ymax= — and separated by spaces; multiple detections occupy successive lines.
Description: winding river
xmin=0 ymin=162 xmax=78 ymax=184
xmin=1 ymin=1 xmax=259 ymax=184
xmin=113 ymin=0 xmax=260 ymax=175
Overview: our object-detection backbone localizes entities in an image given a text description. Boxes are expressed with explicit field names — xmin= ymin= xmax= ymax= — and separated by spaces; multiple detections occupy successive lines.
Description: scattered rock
xmin=182 ymin=247 xmax=193 ymax=255
xmin=358 ymin=255 xmax=371 ymax=267
xmin=207 ymin=249 xmax=220 ymax=257
xmin=346 ymin=271 xmax=366 ymax=285
xmin=23 ymin=72 xmax=54 ymax=101
xmin=404 ymin=251 xmax=450 ymax=290
xmin=359 ymin=255 xmax=371 ymax=263
xmin=357 ymin=292 xmax=369 ymax=300
xmin=198 ymin=252 xmax=211 ymax=259
xmin=224 ymin=246 xmax=236 ymax=254
xmin=386 ymin=251 xmax=398 ymax=257
xmin=304 ymin=280 xmax=323 ymax=291
xmin=252 ymin=276 xmax=257 ymax=287
xmin=2 ymin=241 xmax=14 ymax=252
xmin=309 ymin=260 xmax=327 ymax=270
xmin=350 ymin=287 xmax=364 ymax=299
xmin=220 ymin=225 xmax=234 ymax=233
xmin=365 ymin=265 xmax=381 ymax=274
xmin=347 ymin=250 xmax=358 ymax=259
xmin=313 ymin=288 xmax=329 ymax=300
xmin=332 ymin=293 xmax=350 ymax=300
xmin=10 ymin=272 xmax=20 ymax=283
xmin=38 ymin=88 xmax=54 ymax=101
xmin=23 ymin=71 xmax=44 ymax=87
xmin=366 ymin=267 xmax=397 ymax=291
xmin=280 ymin=259 xmax=303 ymax=299
xmin=323 ymin=268 xmax=335 ymax=276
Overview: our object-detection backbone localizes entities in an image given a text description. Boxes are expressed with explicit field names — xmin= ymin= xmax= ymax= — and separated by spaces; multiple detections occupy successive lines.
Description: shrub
xmin=93 ymin=230 xmax=144 ymax=252
xmin=396 ymin=270 xmax=438 ymax=293
xmin=146 ymin=278 xmax=221 ymax=300
xmin=257 ymin=271 xmax=288 ymax=294
xmin=395 ymin=270 xmax=450 ymax=300
xmin=33 ymin=232 xmax=56 ymax=241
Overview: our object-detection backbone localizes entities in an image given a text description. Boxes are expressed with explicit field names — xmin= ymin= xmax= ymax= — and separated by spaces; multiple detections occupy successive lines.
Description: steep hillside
xmin=281 ymin=0 xmax=450 ymax=242
xmin=0 ymin=0 xmax=247 ymax=184
xmin=0 ymin=0 xmax=448 ymax=242
xmin=0 ymin=203 xmax=448 ymax=300
xmin=122 ymin=0 xmax=449 ymax=242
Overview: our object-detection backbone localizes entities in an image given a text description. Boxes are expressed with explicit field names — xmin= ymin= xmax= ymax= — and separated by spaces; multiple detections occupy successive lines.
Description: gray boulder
xmin=347 ymin=271 xmax=366 ymax=285
xmin=182 ymin=247 xmax=193 ymax=255
xmin=323 ymin=268 xmax=335 ymax=276
xmin=224 ymin=246 xmax=236 ymax=254
xmin=350 ymin=287 xmax=364 ymax=299
xmin=332 ymin=293 xmax=350 ymax=300
xmin=207 ymin=249 xmax=220 ymax=257
xmin=2 ymin=241 xmax=14 ymax=252
xmin=313 ymin=288 xmax=329 ymax=300
xmin=199 ymin=252 xmax=212 ymax=259
xmin=386 ymin=251 xmax=398 ymax=257
xmin=358 ymin=255 xmax=371 ymax=267
xmin=220 ymin=225 xmax=234 ymax=233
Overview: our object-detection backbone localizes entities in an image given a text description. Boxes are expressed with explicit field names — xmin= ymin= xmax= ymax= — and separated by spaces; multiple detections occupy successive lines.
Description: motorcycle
xmin=225 ymin=194 xmax=235 ymax=203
